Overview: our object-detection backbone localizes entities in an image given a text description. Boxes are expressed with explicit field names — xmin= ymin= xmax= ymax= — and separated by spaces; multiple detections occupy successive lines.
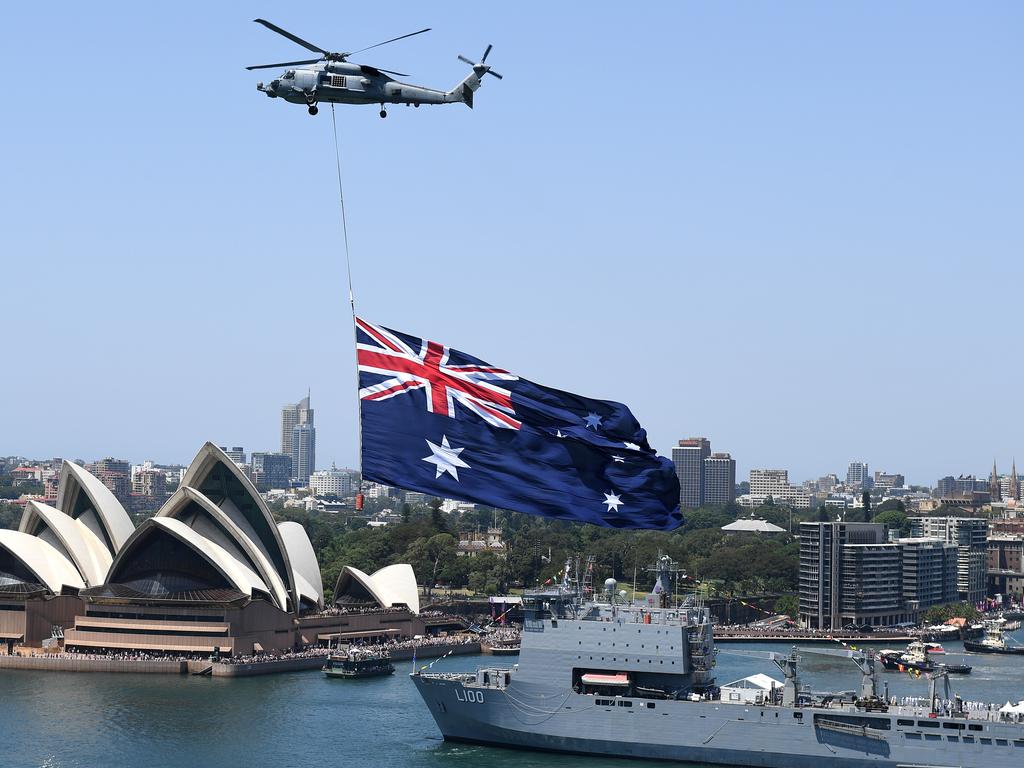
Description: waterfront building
xmin=910 ymin=516 xmax=989 ymax=604
xmin=291 ymin=423 xmax=316 ymax=484
xmin=3 ymin=445 xmax=438 ymax=655
xmin=897 ymin=537 xmax=958 ymax=611
xmin=799 ymin=522 xmax=929 ymax=630
xmin=456 ymin=528 xmax=506 ymax=558
xmin=703 ymin=453 xmax=736 ymax=506
xmin=672 ymin=438 xmax=710 ymax=509
xmin=309 ymin=465 xmax=353 ymax=498
xmin=988 ymin=535 xmax=1024 ymax=598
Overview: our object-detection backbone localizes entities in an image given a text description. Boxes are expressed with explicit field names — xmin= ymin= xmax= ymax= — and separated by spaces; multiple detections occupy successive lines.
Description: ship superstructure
xmin=412 ymin=556 xmax=1024 ymax=767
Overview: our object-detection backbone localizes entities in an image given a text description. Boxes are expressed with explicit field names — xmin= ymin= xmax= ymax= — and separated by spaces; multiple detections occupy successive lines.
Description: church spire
xmin=991 ymin=459 xmax=1002 ymax=502
xmin=1012 ymin=459 xmax=1020 ymax=501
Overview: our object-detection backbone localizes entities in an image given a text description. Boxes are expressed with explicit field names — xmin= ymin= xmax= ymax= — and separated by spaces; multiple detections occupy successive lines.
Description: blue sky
xmin=2 ymin=3 xmax=1021 ymax=485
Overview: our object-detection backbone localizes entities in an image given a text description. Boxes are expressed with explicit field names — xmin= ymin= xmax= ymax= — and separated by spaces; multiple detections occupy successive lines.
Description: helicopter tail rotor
xmin=457 ymin=45 xmax=502 ymax=80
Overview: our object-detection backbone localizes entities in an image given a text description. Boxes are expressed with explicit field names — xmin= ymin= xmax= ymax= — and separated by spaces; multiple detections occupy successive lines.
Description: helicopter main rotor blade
xmin=345 ymin=27 xmax=431 ymax=57
xmin=246 ymin=58 xmax=322 ymax=71
xmin=359 ymin=64 xmax=411 ymax=78
xmin=253 ymin=19 xmax=328 ymax=55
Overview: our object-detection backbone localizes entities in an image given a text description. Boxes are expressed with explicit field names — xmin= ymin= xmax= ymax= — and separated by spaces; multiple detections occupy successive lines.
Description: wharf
xmin=714 ymin=632 xmax=914 ymax=644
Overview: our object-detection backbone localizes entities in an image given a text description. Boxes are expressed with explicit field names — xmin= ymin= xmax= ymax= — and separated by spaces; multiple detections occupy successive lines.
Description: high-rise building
xmin=672 ymin=438 xmax=710 ymax=509
xmin=309 ymin=465 xmax=353 ymax=498
xmin=703 ymin=453 xmax=736 ymax=506
xmin=873 ymin=472 xmax=905 ymax=491
xmin=251 ymin=452 xmax=292 ymax=491
xmin=846 ymin=462 xmax=870 ymax=489
xmin=219 ymin=446 xmax=246 ymax=465
xmin=910 ymin=517 xmax=989 ymax=604
xmin=281 ymin=394 xmax=314 ymax=480
xmin=898 ymin=538 xmax=958 ymax=610
xmin=799 ymin=522 xmax=903 ymax=630
xmin=291 ymin=423 xmax=316 ymax=484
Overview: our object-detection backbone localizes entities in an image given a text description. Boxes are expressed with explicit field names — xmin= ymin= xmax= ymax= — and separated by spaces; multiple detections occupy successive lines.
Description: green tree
xmin=872 ymin=509 xmax=910 ymax=536
xmin=774 ymin=594 xmax=799 ymax=618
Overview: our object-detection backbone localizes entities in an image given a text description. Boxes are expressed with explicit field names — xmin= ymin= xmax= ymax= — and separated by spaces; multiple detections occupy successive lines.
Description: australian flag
xmin=357 ymin=318 xmax=682 ymax=530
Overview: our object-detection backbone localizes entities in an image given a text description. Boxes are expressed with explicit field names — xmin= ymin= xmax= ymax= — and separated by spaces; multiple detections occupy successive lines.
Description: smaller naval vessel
xmin=413 ymin=555 xmax=1024 ymax=768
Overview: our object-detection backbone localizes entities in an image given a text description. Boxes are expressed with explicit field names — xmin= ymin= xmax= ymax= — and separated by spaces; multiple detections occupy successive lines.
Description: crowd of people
xmin=218 ymin=648 xmax=328 ymax=665
xmin=352 ymin=633 xmax=480 ymax=656
xmin=21 ymin=648 xmax=209 ymax=662
xmin=482 ymin=627 xmax=520 ymax=646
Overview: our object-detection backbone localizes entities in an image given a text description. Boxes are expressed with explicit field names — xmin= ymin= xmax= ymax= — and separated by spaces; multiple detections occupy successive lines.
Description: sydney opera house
xmin=0 ymin=443 xmax=427 ymax=656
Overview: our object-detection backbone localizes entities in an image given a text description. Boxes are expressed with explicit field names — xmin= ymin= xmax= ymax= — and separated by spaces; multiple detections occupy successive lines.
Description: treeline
xmin=279 ymin=501 xmax=806 ymax=603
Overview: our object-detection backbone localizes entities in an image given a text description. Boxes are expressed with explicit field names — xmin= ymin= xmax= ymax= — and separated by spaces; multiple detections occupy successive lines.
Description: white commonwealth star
xmin=422 ymin=436 xmax=470 ymax=481
xmin=603 ymin=492 xmax=624 ymax=513
xmin=584 ymin=412 xmax=603 ymax=430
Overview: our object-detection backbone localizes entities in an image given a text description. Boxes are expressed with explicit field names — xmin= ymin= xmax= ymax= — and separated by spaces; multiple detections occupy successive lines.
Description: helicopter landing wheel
xmin=308 ymin=105 xmax=319 ymax=116
xmin=379 ymin=108 xmax=387 ymax=119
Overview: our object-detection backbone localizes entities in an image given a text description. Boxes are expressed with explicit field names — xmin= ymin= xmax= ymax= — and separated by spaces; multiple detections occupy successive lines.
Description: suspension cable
xmin=330 ymin=103 xmax=363 ymax=494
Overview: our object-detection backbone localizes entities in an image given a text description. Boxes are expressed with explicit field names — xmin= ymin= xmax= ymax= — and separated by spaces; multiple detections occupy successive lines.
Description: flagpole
xmin=330 ymin=104 xmax=364 ymax=498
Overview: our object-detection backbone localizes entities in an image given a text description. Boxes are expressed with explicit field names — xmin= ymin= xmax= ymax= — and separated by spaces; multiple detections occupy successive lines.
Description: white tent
xmin=721 ymin=674 xmax=782 ymax=705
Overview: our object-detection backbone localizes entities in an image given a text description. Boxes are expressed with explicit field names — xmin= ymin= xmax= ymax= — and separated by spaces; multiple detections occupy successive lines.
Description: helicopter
xmin=247 ymin=19 xmax=501 ymax=117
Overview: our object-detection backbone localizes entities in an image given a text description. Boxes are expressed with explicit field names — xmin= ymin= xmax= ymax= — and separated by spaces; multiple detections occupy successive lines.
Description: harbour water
xmin=3 ymin=635 xmax=1023 ymax=768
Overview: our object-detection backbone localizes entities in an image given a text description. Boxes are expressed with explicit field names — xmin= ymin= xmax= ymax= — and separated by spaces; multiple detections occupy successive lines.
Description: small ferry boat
xmin=923 ymin=642 xmax=945 ymax=654
xmin=322 ymin=646 xmax=394 ymax=679
xmin=963 ymin=620 xmax=1024 ymax=655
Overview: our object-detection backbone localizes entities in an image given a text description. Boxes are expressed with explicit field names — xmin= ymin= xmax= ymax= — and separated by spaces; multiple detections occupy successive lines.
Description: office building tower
xmin=251 ymin=452 xmax=292 ymax=491
xmin=309 ymin=465 xmax=353 ymax=497
xmin=291 ymin=423 xmax=316 ymax=484
xmin=672 ymin=438 xmax=710 ymax=508
xmin=910 ymin=517 xmax=989 ymax=604
xmin=846 ymin=462 xmax=870 ymax=489
xmin=703 ymin=453 xmax=736 ymax=506
xmin=219 ymin=446 xmax=246 ymax=465
xmin=281 ymin=394 xmax=314 ymax=480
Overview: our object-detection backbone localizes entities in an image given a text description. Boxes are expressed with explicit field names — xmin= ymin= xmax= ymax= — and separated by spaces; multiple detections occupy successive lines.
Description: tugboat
xmin=322 ymin=645 xmax=395 ymax=678
xmin=877 ymin=640 xmax=972 ymax=674
xmin=413 ymin=555 xmax=1024 ymax=768
xmin=964 ymin=619 xmax=1024 ymax=655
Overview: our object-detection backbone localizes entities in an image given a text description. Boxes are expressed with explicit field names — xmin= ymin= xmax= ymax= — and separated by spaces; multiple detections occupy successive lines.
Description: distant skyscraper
xmin=291 ymin=423 xmax=316 ymax=484
xmin=703 ymin=453 xmax=736 ymax=506
xmin=846 ymin=461 xmax=870 ymax=489
xmin=281 ymin=394 xmax=314 ymax=480
xmin=672 ymin=438 xmax=710 ymax=509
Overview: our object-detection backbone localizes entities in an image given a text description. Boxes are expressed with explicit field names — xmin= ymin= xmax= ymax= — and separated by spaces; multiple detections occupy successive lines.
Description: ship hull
xmin=963 ymin=641 xmax=1024 ymax=655
xmin=413 ymin=674 xmax=1023 ymax=768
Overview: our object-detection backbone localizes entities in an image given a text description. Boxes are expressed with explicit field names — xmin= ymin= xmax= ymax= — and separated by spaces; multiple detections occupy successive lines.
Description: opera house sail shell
xmin=4 ymin=442 xmax=428 ymax=657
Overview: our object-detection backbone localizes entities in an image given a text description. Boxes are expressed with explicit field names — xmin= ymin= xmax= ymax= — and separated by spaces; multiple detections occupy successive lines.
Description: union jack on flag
xmin=356 ymin=317 xmax=521 ymax=429
xmin=356 ymin=317 xmax=682 ymax=530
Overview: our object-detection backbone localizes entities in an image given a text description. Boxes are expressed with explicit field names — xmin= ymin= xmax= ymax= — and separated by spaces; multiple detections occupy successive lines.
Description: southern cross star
xmin=422 ymin=435 xmax=470 ymax=481
xmin=584 ymin=412 xmax=603 ymax=430
xmin=622 ymin=441 xmax=641 ymax=451
xmin=603 ymin=492 xmax=624 ymax=513
xmin=611 ymin=455 xmax=625 ymax=463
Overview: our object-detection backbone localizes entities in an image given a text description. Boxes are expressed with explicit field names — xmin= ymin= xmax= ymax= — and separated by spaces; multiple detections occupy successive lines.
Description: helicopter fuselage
xmin=257 ymin=61 xmax=451 ymax=108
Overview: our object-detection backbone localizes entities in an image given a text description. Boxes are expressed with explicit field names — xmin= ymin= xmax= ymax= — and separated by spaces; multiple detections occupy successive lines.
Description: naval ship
xmin=413 ymin=556 xmax=1024 ymax=767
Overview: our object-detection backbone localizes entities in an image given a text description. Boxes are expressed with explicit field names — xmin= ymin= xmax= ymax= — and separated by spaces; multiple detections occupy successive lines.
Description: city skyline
xmin=3 ymin=4 xmax=1022 ymax=485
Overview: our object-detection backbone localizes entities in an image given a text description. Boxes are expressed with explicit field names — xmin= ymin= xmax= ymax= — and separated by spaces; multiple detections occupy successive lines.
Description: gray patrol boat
xmin=413 ymin=556 xmax=1024 ymax=767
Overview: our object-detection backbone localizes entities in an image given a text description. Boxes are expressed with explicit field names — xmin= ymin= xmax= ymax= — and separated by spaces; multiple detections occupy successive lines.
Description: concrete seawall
xmin=389 ymin=642 xmax=480 ymax=661
xmin=0 ymin=656 xmax=188 ymax=674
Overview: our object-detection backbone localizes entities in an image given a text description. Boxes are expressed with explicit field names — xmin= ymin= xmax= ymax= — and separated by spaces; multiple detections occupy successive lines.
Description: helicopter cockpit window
xmin=283 ymin=71 xmax=295 ymax=79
